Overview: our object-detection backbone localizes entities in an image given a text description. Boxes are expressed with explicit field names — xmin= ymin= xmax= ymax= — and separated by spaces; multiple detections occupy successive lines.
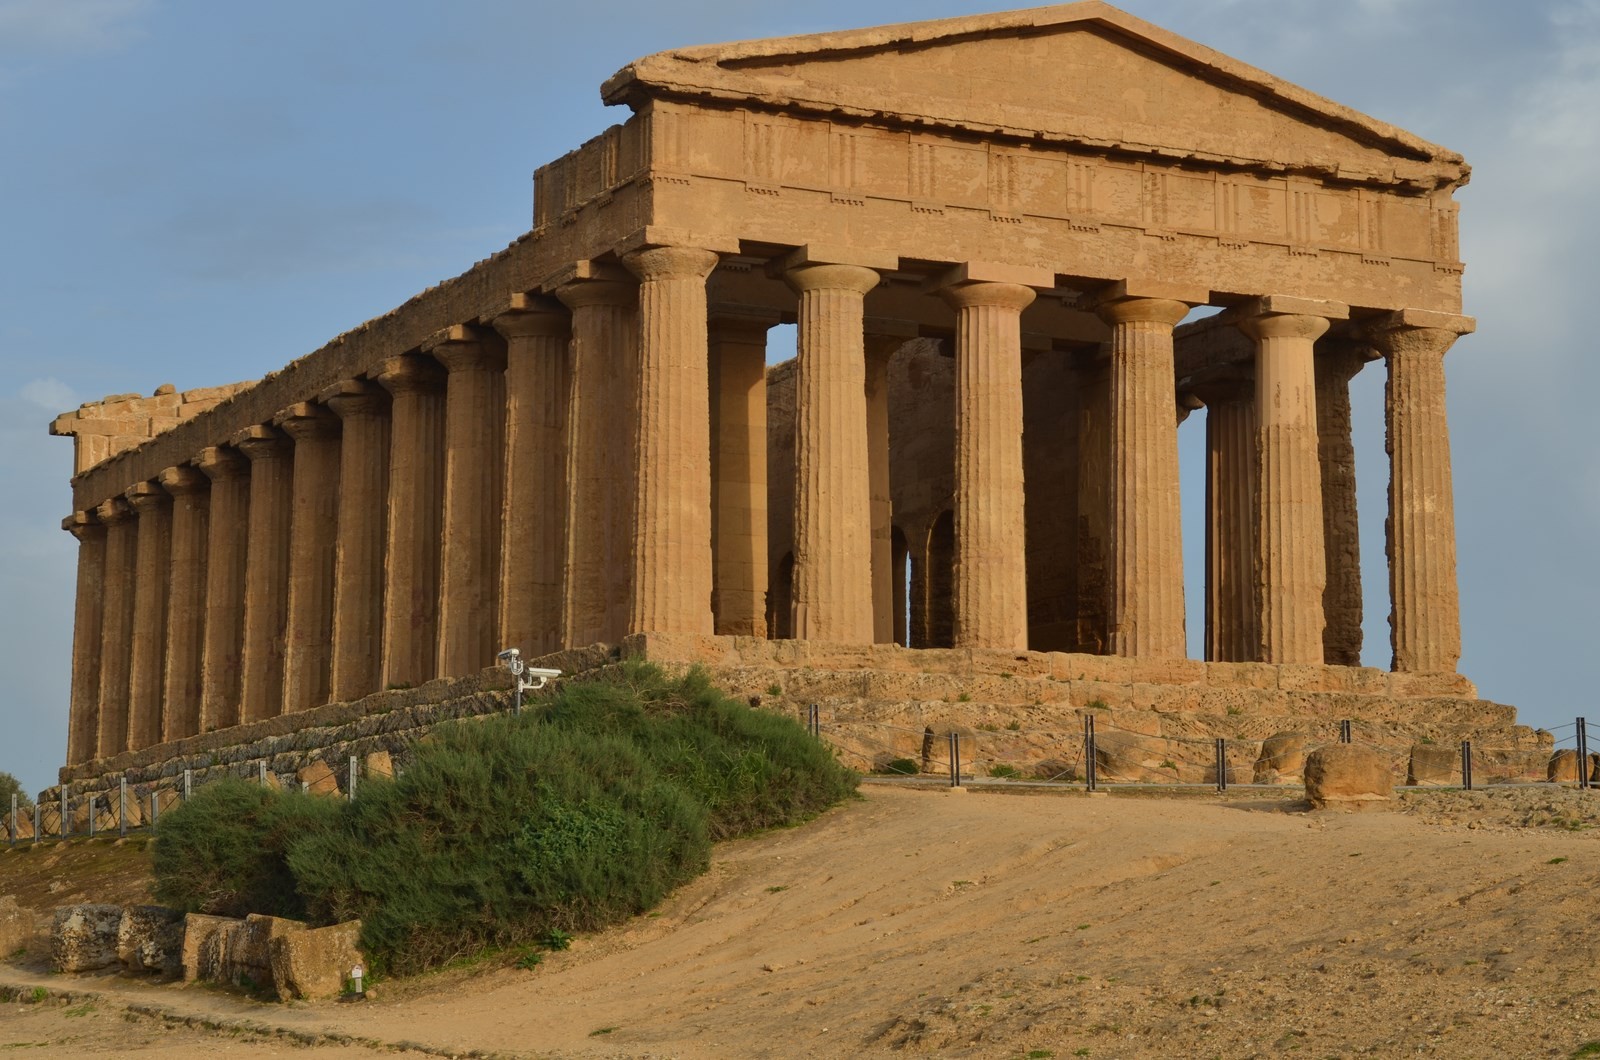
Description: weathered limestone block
xmin=297 ymin=760 xmax=338 ymax=796
xmin=0 ymin=896 xmax=35 ymax=959
xmin=268 ymin=920 xmax=364 ymax=1001
xmin=1304 ymin=744 xmax=1393 ymax=810
xmin=1253 ymin=733 xmax=1307 ymax=785
xmin=1407 ymin=744 xmax=1459 ymax=787
xmin=52 ymin=903 xmax=123 ymax=972
xmin=364 ymin=751 xmax=394 ymax=780
xmin=1548 ymin=750 xmax=1581 ymax=784
xmin=117 ymin=905 xmax=184 ymax=977
xmin=1093 ymin=730 xmax=1179 ymax=783
xmin=3 ymin=811 xmax=34 ymax=841
xmin=181 ymin=913 xmax=239 ymax=982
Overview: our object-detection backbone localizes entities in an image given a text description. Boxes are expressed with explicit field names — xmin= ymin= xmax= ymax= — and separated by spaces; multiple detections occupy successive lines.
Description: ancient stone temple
xmin=52 ymin=2 xmax=1528 ymax=777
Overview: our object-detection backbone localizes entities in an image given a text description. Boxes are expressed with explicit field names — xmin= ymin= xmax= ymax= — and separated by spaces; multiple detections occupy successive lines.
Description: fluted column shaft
xmin=1097 ymin=297 xmax=1190 ymax=658
xmin=376 ymin=355 xmax=446 ymax=688
xmin=1202 ymin=378 xmax=1258 ymax=662
xmin=621 ymin=246 xmax=720 ymax=635
xmin=95 ymin=498 xmax=136 ymax=757
xmin=236 ymin=426 xmax=294 ymax=723
xmin=432 ymin=329 xmax=507 ymax=676
xmin=1375 ymin=323 xmax=1466 ymax=673
xmin=864 ymin=335 xmax=898 ymax=645
xmin=493 ymin=301 xmax=569 ymax=657
xmin=1243 ymin=312 xmax=1332 ymax=664
xmin=943 ymin=282 xmax=1036 ymax=650
xmin=197 ymin=446 xmax=249 ymax=731
xmin=708 ymin=314 xmax=771 ymax=638
xmin=279 ymin=404 xmax=341 ymax=710
xmin=159 ymin=466 xmax=210 ymax=740
xmin=555 ymin=278 xmax=637 ymax=647
xmin=325 ymin=381 xmax=391 ymax=703
xmin=126 ymin=481 xmax=172 ymax=750
xmin=1315 ymin=342 xmax=1367 ymax=666
xmin=785 ymin=263 xmax=880 ymax=644
xmin=64 ymin=512 xmax=106 ymax=766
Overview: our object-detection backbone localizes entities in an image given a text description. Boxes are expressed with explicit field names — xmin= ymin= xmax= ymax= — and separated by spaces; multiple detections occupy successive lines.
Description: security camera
xmin=497 ymin=648 xmax=521 ymax=663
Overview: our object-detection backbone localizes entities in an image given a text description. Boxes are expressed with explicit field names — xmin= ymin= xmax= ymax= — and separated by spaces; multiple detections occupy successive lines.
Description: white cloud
xmin=18 ymin=378 xmax=77 ymax=411
xmin=0 ymin=0 xmax=154 ymax=58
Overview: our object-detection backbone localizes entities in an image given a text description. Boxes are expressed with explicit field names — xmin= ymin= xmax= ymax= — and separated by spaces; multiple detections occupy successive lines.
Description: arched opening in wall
xmin=891 ymin=525 xmax=909 ymax=647
xmin=926 ymin=510 xmax=955 ymax=649
xmin=768 ymin=551 xmax=795 ymax=640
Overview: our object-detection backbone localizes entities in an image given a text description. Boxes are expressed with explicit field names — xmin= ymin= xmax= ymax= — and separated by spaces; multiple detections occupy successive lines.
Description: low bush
xmin=153 ymin=663 xmax=856 ymax=976
xmin=881 ymin=758 xmax=920 ymax=776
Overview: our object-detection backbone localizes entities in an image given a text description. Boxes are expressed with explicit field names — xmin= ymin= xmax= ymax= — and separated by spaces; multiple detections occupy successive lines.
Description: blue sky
xmin=2 ymin=0 xmax=1595 ymax=794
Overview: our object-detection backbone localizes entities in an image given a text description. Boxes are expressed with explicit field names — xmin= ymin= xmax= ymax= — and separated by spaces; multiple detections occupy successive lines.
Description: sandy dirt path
xmin=5 ymin=784 xmax=1600 ymax=1058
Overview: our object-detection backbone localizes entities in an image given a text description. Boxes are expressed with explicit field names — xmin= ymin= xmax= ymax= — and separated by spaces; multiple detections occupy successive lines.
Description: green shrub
xmin=882 ymin=758 xmax=920 ymax=776
xmin=988 ymin=764 xmax=1022 ymax=779
xmin=152 ymin=779 xmax=343 ymax=918
xmin=154 ymin=664 xmax=856 ymax=978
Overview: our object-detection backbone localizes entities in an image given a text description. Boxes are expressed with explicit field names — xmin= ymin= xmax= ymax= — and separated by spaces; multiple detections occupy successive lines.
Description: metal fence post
xmin=1215 ymin=738 xmax=1228 ymax=794
xmin=808 ymin=703 xmax=820 ymax=739
xmin=258 ymin=761 xmax=268 ymax=787
xmin=151 ymin=790 xmax=159 ymax=827
xmin=33 ymin=802 xmax=41 ymax=846
xmin=1461 ymin=740 xmax=1473 ymax=791
xmin=947 ymin=732 xmax=958 ymax=788
xmin=1084 ymin=714 xmax=1098 ymax=793
xmin=1340 ymin=720 xmax=1352 ymax=744
xmin=348 ymin=755 xmax=358 ymax=801
xmin=1577 ymin=718 xmax=1591 ymax=791
xmin=183 ymin=768 xmax=192 ymax=802
xmin=119 ymin=777 xmax=128 ymax=838
xmin=87 ymin=794 xmax=96 ymax=839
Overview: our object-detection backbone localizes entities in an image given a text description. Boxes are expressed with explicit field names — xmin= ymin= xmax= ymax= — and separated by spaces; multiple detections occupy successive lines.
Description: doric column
xmin=938 ymin=273 xmax=1040 ymax=650
xmin=375 ymin=354 xmax=446 ymax=688
xmin=554 ymin=269 xmax=637 ymax=647
xmin=1240 ymin=296 xmax=1348 ymax=665
xmin=277 ymin=402 xmax=341 ymax=710
xmin=1198 ymin=375 xmax=1258 ymax=662
xmin=1315 ymin=339 xmax=1370 ymax=666
xmin=1369 ymin=310 xmax=1473 ymax=673
xmin=427 ymin=326 xmax=507 ymax=677
xmin=620 ymin=245 xmax=720 ymax=635
xmin=490 ymin=296 xmax=569 ymax=657
xmin=864 ymin=332 xmax=902 ymax=645
xmin=708 ymin=311 xmax=774 ymax=638
xmin=125 ymin=480 xmax=172 ymax=751
xmin=1073 ymin=350 xmax=1112 ymax=654
xmin=95 ymin=497 xmax=137 ymax=757
xmin=63 ymin=511 xmax=106 ymax=766
xmin=323 ymin=380 xmax=391 ymax=703
xmin=1022 ymin=348 xmax=1081 ymax=653
xmin=235 ymin=424 xmax=293 ymax=723
xmin=1093 ymin=286 xmax=1198 ymax=659
xmin=197 ymin=446 xmax=249 ymax=731
xmin=159 ymin=466 xmax=210 ymax=740
xmin=784 ymin=258 xmax=882 ymax=644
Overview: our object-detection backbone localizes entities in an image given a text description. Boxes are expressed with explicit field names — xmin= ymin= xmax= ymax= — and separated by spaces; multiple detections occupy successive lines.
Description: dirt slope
xmin=5 ymin=784 xmax=1600 ymax=1058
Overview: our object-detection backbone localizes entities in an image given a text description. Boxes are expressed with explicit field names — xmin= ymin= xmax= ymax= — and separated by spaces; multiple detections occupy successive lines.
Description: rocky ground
xmin=4 ymin=783 xmax=1600 ymax=1058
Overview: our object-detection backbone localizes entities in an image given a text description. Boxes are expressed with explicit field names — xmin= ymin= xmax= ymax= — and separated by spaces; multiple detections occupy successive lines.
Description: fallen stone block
xmin=1253 ymin=733 xmax=1307 ymax=785
xmin=0 ymin=896 xmax=35 ymax=959
xmin=117 ymin=905 xmax=184 ymax=977
xmin=269 ymin=920 xmax=365 ymax=1001
xmin=297 ymin=760 xmax=339 ymax=796
xmin=52 ymin=903 xmax=123 ymax=972
xmin=1549 ymin=749 xmax=1581 ymax=784
xmin=1304 ymin=744 xmax=1393 ymax=810
xmin=364 ymin=750 xmax=394 ymax=781
xmin=1408 ymin=743 xmax=1459 ymax=787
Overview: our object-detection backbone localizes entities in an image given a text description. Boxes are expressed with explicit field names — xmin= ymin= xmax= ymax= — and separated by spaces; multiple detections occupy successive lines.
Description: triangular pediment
xmin=603 ymin=2 xmax=1465 ymax=189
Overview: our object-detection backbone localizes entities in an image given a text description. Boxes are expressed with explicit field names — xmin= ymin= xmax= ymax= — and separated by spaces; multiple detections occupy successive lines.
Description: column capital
xmin=125 ymin=479 xmax=171 ymax=513
xmin=195 ymin=444 xmax=249 ymax=482
xmin=1093 ymin=295 xmax=1192 ymax=328
xmin=1238 ymin=295 xmax=1349 ymax=343
xmin=937 ymin=280 xmax=1039 ymax=314
xmin=95 ymin=496 xmax=134 ymax=526
xmin=1364 ymin=310 xmax=1474 ymax=360
xmin=487 ymin=293 xmax=569 ymax=340
xmin=709 ymin=306 xmax=783 ymax=342
xmin=926 ymin=260 xmax=1055 ymax=294
xmin=158 ymin=465 xmax=210 ymax=496
xmin=552 ymin=271 xmax=637 ymax=312
xmin=273 ymin=401 xmax=341 ymax=441
xmin=1084 ymin=278 xmax=1208 ymax=314
xmin=320 ymin=379 xmax=391 ymax=419
xmin=62 ymin=509 xmax=104 ymax=541
xmin=422 ymin=324 xmax=506 ymax=374
xmin=783 ymin=262 xmax=882 ymax=297
xmin=374 ymin=353 xmax=447 ymax=396
xmin=621 ymin=245 xmax=720 ymax=284
xmin=231 ymin=423 xmax=292 ymax=461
